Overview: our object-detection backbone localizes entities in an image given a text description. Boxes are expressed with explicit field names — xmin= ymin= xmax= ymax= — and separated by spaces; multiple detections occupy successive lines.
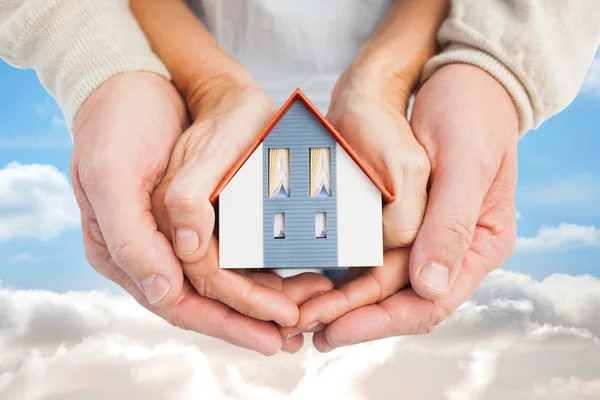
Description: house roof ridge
xmin=209 ymin=89 xmax=395 ymax=203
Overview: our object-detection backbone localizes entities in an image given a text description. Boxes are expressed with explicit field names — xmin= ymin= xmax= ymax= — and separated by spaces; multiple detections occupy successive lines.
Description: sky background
xmin=0 ymin=50 xmax=599 ymax=399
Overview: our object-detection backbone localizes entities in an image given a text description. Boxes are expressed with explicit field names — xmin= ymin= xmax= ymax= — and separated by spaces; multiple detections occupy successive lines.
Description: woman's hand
xmin=150 ymin=71 xmax=333 ymax=351
xmin=281 ymin=0 xmax=448 ymax=340
xmin=130 ymin=0 xmax=332 ymax=353
xmin=283 ymin=66 xmax=430 ymax=337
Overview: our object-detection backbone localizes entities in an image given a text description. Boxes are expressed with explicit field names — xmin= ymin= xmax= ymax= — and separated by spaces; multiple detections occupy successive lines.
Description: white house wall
xmin=219 ymin=144 xmax=264 ymax=268
xmin=336 ymin=143 xmax=384 ymax=267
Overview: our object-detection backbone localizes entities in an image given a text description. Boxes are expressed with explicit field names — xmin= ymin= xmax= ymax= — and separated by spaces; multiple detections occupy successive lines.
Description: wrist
xmin=341 ymin=0 xmax=450 ymax=112
xmin=181 ymin=57 xmax=260 ymax=120
xmin=73 ymin=72 xmax=185 ymax=144
xmin=413 ymin=64 xmax=519 ymax=151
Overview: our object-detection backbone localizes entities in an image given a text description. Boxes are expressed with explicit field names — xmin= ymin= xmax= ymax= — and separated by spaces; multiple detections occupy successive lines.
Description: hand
xmin=150 ymin=73 xmax=332 ymax=346
xmin=280 ymin=64 xmax=430 ymax=338
xmin=280 ymin=0 xmax=449 ymax=339
xmin=71 ymin=72 xmax=329 ymax=355
xmin=311 ymin=64 xmax=519 ymax=351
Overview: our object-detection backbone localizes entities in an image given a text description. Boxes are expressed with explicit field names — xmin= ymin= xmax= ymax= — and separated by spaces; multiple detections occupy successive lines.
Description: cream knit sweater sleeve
xmin=422 ymin=0 xmax=600 ymax=136
xmin=0 ymin=0 xmax=169 ymax=128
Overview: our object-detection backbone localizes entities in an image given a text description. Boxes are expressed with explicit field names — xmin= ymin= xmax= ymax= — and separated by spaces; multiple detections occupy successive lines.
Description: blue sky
xmin=0 ymin=54 xmax=599 ymax=293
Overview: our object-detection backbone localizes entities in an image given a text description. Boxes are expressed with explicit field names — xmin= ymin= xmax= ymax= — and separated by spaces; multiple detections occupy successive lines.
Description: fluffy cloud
xmin=516 ymin=223 xmax=599 ymax=251
xmin=534 ymin=378 xmax=600 ymax=399
xmin=0 ymin=270 xmax=599 ymax=399
xmin=0 ymin=162 xmax=79 ymax=240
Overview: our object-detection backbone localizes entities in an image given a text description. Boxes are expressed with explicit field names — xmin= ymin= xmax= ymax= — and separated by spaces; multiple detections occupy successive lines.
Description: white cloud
xmin=34 ymin=103 xmax=47 ymax=116
xmin=7 ymin=252 xmax=32 ymax=263
xmin=0 ymin=162 xmax=80 ymax=241
xmin=516 ymin=223 xmax=599 ymax=251
xmin=0 ymin=270 xmax=599 ymax=399
xmin=51 ymin=115 xmax=67 ymax=129
xmin=534 ymin=377 xmax=600 ymax=399
xmin=582 ymin=56 xmax=600 ymax=98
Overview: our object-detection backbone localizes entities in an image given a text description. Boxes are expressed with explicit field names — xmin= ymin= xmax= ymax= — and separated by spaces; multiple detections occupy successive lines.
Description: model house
xmin=210 ymin=89 xmax=394 ymax=269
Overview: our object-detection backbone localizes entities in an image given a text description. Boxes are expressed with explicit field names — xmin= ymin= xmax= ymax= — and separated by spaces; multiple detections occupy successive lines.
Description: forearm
xmin=350 ymin=0 xmax=450 ymax=99
xmin=422 ymin=0 xmax=600 ymax=136
xmin=130 ymin=0 xmax=253 ymax=113
xmin=0 ymin=0 xmax=169 ymax=129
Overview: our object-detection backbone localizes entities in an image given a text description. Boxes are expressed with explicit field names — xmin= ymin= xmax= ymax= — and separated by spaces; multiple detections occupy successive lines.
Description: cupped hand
xmin=150 ymin=73 xmax=332 ymax=340
xmin=284 ymin=66 xmax=430 ymax=337
xmin=71 ymin=72 xmax=329 ymax=355
xmin=311 ymin=64 xmax=519 ymax=351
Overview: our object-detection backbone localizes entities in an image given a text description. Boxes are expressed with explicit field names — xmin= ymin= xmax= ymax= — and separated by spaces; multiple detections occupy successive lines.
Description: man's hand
xmin=71 ymin=72 xmax=329 ymax=355
xmin=311 ymin=64 xmax=519 ymax=351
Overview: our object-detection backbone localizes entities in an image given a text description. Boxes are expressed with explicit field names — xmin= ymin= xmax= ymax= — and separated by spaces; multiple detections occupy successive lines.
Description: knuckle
xmin=418 ymin=301 xmax=451 ymax=335
xmin=109 ymin=240 xmax=138 ymax=268
xmin=81 ymin=216 xmax=106 ymax=248
xmin=475 ymin=153 xmax=499 ymax=179
xmin=165 ymin=311 xmax=191 ymax=332
xmin=384 ymin=226 xmax=419 ymax=248
xmin=398 ymin=148 xmax=431 ymax=182
xmin=164 ymin=184 xmax=197 ymax=213
xmin=441 ymin=216 xmax=474 ymax=249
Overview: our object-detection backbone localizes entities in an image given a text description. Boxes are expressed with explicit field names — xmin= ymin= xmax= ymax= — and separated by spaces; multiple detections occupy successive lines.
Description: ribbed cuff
xmin=1 ymin=0 xmax=170 ymax=131
xmin=422 ymin=43 xmax=533 ymax=137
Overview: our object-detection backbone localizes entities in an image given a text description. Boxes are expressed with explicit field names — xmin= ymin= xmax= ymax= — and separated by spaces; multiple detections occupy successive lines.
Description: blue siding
xmin=263 ymin=101 xmax=338 ymax=267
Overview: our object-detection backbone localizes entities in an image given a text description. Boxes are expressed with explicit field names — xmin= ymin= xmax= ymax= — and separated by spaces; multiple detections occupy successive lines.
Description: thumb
xmin=162 ymin=90 xmax=277 ymax=264
xmin=163 ymin=171 xmax=216 ymax=263
xmin=84 ymin=164 xmax=185 ymax=307
xmin=409 ymin=154 xmax=496 ymax=300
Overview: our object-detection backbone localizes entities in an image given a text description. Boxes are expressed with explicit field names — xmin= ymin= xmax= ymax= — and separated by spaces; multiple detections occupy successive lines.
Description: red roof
xmin=209 ymin=88 xmax=394 ymax=203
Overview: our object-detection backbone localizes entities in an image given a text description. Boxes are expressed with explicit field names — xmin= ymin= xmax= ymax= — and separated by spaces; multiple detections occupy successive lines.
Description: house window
xmin=274 ymin=212 xmax=286 ymax=239
xmin=268 ymin=148 xmax=290 ymax=198
xmin=315 ymin=212 xmax=327 ymax=238
xmin=310 ymin=148 xmax=331 ymax=197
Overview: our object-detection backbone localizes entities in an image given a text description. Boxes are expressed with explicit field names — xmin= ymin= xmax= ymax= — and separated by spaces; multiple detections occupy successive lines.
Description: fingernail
xmin=275 ymin=321 xmax=286 ymax=327
xmin=284 ymin=332 xmax=300 ymax=340
xmin=323 ymin=344 xmax=335 ymax=352
xmin=141 ymin=274 xmax=172 ymax=305
xmin=418 ymin=261 xmax=450 ymax=292
xmin=175 ymin=228 xmax=199 ymax=255
xmin=322 ymin=339 xmax=335 ymax=353
xmin=307 ymin=321 xmax=322 ymax=331
xmin=310 ymin=291 xmax=325 ymax=300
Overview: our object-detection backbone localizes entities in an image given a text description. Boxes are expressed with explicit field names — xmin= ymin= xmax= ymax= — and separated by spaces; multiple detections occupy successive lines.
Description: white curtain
xmin=269 ymin=148 xmax=290 ymax=198
xmin=315 ymin=212 xmax=327 ymax=238
xmin=310 ymin=148 xmax=331 ymax=197
xmin=274 ymin=212 xmax=286 ymax=238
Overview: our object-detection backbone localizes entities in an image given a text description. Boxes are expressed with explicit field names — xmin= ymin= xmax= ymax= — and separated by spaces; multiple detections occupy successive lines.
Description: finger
xmin=158 ymin=292 xmax=285 ymax=356
xmin=297 ymin=248 xmax=410 ymax=330
xmin=274 ymin=272 xmax=333 ymax=344
xmin=281 ymin=333 xmax=305 ymax=354
xmin=238 ymin=270 xmax=333 ymax=305
xmin=183 ymin=237 xmax=300 ymax=327
xmin=408 ymin=63 xmax=517 ymax=301
xmin=407 ymin=148 xmax=497 ymax=300
xmin=163 ymin=95 xmax=277 ymax=264
xmin=326 ymin=92 xmax=429 ymax=249
xmin=81 ymin=214 xmax=283 ymax=355
xmin=82 ymin=163 xmax=184 ymax=308
xmin=314 ymin=226 xmax=496 ymax=351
